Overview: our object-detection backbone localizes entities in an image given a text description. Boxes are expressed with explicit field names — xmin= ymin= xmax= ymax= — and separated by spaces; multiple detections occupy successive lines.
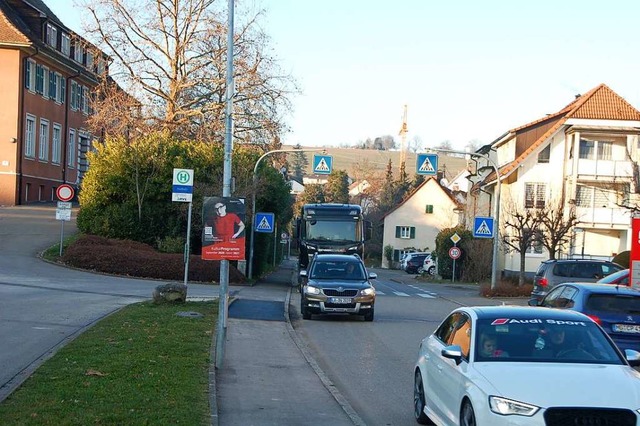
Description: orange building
xmin=0 ymin=0 xmax=109 ymax=205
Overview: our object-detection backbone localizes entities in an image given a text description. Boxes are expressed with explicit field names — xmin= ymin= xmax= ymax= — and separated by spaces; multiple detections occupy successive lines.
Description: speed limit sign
xmin=449 ymin=247 xmax=461 ymax=260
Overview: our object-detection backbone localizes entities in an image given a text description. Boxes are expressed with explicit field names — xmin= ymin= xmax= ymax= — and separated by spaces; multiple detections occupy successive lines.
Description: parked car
xmin=404 ymin=252 xmax=431 ymax=274
xmin=597 ymin=268 xmax=630 ymax=285
xmin=299 ymin=254 xmax=376 ymax=321
xmin=422 ymin=255 xmax=436 ymax=276
xmin=529 ymin=282 xmax=640 ymax=352
xmin=400 ymin=251 xmax=429 ymax=271
xmin=414 ymin=305 xmax=640 ymax=425
xmin=530 ymin=259 xmax=624 ymax=302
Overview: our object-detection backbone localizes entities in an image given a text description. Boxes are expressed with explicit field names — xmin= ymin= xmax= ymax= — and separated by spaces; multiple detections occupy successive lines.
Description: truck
xmin=294 ymin=203 xmax=372 ymax=269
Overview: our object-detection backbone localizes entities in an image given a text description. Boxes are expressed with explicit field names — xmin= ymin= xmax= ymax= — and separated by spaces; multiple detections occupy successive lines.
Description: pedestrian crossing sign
xmin=416 ymin=153 xmax=438 ymax=176
xmin=255 ymin=212 xmax=275 ymax=233
xmin=473 ymin=216 xmax=495 ymax=238
xmin=313 ymin=154 xmax=333 ymax=175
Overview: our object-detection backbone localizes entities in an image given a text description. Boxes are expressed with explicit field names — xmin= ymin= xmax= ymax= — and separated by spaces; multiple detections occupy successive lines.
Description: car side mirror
xmin=528 ymin=298 xmax=540 ymax=306
xmin=368 ymin=272 xmax=377 ymax=280
xmin=441 ymin=345 xmax=463 ymax=365
xmin=625 ymin=349 xmax=640 ymax=367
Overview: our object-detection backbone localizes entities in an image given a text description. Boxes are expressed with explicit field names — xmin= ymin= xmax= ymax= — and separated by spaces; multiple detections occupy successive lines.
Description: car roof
xmin=464 ymin=305 xmax=594 ymax=321
xmin=542 ymin=258 xmax=617 ymax=264
xmin=555 ymin=282 xmax=640 ymax=295
xmin=311 ymin=254 xmax=362 ymax=263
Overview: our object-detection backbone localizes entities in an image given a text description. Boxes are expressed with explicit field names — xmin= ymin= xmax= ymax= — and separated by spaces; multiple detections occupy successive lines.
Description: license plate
xmin=613 ymin=324 xmax=640 ymax=333
xmin=329 ymin=297 xmax=352 ymax=304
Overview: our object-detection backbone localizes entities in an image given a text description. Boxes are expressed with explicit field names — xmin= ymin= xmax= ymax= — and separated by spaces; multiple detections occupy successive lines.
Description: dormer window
xmin=46 ymin=23 xmax=57 ymax=48
xmin=537 ymin=144 xmax=550 ymax=163
xmin=74 ymin=41 xmax=84 ymax=64
xmin=61 ymin=33 xmax=71 ymax=56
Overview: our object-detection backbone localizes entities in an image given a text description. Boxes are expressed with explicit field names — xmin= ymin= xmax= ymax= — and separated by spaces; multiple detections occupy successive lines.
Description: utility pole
xmin=215 ymin=0 xmax=234 ymax=368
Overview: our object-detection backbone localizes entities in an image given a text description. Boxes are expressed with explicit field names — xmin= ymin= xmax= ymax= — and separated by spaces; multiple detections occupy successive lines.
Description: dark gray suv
xmin=530 ymin=259 xmax=624 ymax=302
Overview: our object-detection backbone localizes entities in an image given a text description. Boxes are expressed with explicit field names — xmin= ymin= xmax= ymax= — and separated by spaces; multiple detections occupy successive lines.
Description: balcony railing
xmin=575 ymin=206 xmax=631 ymax=226
xmin=576 ymin=159 xmax=633 ymax=178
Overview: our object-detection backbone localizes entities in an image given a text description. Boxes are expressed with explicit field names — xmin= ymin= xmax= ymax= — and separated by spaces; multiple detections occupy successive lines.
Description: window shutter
xmin=410 ymin=227 xmax=416 ymax=239
xmin=395 ymin=226 xmax=401 ymax=238
xmin=425 ymin=205 xmax=434 ymax=214
xmin=393 ymin=250 xmax=399 ymax=261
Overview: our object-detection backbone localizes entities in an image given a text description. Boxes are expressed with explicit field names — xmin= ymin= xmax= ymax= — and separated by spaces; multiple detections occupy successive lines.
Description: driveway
xmin=0 ymin=205 xmax=220 ymax=401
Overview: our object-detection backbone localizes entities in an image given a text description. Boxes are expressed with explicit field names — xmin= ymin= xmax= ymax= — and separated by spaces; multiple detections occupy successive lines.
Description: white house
xmin=382 ymin=177 xmax=464 ymax=268
xmin=468 ymin=83 xmax=640 ymax=277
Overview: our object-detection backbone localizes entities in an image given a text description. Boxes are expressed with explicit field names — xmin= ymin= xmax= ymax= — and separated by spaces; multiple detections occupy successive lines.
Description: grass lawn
xmin=0 ymin=301 xmax=218 ymax=425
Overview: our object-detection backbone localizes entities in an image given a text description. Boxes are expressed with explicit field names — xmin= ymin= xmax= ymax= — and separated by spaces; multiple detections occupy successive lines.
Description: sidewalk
xmin=212 ymin=259 xmax=361 ymax=426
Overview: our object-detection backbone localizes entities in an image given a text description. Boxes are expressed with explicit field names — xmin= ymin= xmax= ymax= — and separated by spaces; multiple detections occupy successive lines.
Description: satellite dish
xmin=440 ymin=178 xmax=449 ymax=187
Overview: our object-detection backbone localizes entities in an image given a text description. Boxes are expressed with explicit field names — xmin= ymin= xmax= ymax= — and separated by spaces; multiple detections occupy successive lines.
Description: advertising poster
xmin=202 ymin=197 xmax=246 ymax=261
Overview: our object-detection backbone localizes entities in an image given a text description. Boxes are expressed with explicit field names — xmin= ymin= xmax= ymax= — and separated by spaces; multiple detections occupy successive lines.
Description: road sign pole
xmin=59 ymin=220 xmax=64 ymax=257
xmin=183 ymin=202 xmax=192 ymax=286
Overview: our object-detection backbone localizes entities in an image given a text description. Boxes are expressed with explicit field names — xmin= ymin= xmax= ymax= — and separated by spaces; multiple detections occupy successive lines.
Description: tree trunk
xmin=519 ymin=251 xmax=527 ymax=287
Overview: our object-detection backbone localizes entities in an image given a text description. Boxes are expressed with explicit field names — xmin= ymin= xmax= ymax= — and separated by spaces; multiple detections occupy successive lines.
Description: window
xmin=425 ymin=205 xmax=434 ymax=214
xmin=58 ymin=75 xmax=66 ymax=104
xmin=35 ymin=64 xmax=44 ymax=95
xmin=525 ymin=229 xmax=544 ymax=254
xmin=598 ymin=141 xmax=612 ymax=160
xmin=25 ymin=114 xmax=36 ymax=158
xmin=70 ymin=81 xmax=78 ymax=110
xmin=396 ymin=226 xmax=415 ymax=239
xmin=525 ymin=183 xmax=546 ymax=209
xmin=39 ymin=119 xmax=49 ymax=161
xmin=42 ymin=66 xmax=49 ymax=98
xmin=579 ymin=139 xmax=594 ymax=159
xmin=46 ymin=23 xmax=57 ymax=48
xmin=538 ymin=144 xmax=550 ymax=163
xmin=97 ymin=58 xmax=105 ymax=75
xmin=82 ymin=86 xmax=89 ymax=114
xmin=49 ymin=70 xmax=56 ymax=100
xmin=74 ymin=41 xmax=83 ymax=63
xmin=52 ymin=124 xmax=61 ymax=164
xmin=576 ymin=184 xmax=620 ymax=208
xmin=67 ymin=129 xmax=76 ymax=168
xmin=61 ymin=33 xmax=70 ymax=56
xmin=25 ymin=59 xmax=35 ymax=91
xmin=86 ymin=51 xmax=94 ymax=70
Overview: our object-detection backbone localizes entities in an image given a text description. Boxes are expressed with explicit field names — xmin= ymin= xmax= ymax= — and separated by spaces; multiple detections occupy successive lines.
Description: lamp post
xmin=433 ymin=149 xmax=502 ymax=290
xmin=247 ymin=148 xmax=324 ymax=280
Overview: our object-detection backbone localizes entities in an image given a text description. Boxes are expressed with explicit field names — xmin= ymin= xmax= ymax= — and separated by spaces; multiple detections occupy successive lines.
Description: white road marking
xmin=417 ymin=294 xmax=436 ymax=298
xmin=394 ymin=292 xmax=410 ymax=297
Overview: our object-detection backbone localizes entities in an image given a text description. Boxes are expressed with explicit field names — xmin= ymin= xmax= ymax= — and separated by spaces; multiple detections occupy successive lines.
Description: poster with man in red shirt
xmin=202 ymin=197 xmax=246 ymax=260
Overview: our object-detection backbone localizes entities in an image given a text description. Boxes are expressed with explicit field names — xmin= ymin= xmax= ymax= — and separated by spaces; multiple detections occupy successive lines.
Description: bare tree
xmin=501 ymin=196 xmax=544 ymax=287
xmin=538 ymin=198 xmax=580 ymax=259
xmin=80 ymin=0 xmax=297 ymax=145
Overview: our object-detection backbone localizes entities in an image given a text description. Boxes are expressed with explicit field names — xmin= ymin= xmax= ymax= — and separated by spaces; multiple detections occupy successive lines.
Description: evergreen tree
xmin=324 ymin=170 xmax=350 ymax=203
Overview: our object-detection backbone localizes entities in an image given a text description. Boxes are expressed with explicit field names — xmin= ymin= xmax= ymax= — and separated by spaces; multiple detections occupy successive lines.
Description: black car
xmin=405 ymin=253 xmax=430 ymax=274
xmin=299 ymin=254 xmax=376 ymax=321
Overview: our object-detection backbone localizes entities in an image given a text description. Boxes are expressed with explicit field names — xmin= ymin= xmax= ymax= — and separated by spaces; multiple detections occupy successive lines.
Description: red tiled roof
xmin=0 ymin=7 xmax=29 ymax=45
xmin=485 ymin=84 xmax=640 ymax=183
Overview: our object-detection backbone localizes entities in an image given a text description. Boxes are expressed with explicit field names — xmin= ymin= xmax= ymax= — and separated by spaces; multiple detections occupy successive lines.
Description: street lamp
xmin=247 ymin=148 xmax=325 ymax=279
xmin=433 ymin=149 xmax=502 ymax=290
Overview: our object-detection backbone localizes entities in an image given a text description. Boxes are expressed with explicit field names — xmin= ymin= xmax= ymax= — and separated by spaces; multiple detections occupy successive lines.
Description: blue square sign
xmin=312 ymin=155 xmax=333 ymax=175
xmin=416 ymin=153 xmax=438 ymax=176
xmin=255 ymin=212 xmax=275 ymax=233
xmin=473 ymin=216 xmax=494 ymax=238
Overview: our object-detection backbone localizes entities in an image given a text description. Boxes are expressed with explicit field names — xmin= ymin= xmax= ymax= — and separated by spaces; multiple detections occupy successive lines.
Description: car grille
xmin=544 ymin=407 xmax=636 ymax=426
xmin=323 ymin=289 xmax=358 ymax=297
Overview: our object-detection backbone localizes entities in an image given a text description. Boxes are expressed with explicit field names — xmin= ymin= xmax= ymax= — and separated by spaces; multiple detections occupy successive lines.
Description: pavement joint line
xmin=284 ymin=273 xmax=367 ymax=426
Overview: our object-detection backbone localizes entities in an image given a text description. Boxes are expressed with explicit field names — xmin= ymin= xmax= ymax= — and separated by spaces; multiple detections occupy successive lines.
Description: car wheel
xmin=460 ymin=400 xmax=476 ymax=426
xmin=301 ymin=308 xmax=311 ymax=320
xmin=364 ymin=308 xmax=374 ymax=322
xmin=413 ymin=370 xmax=434 ymax=425
xmin=427 ymin=266 xmax=436 ymax=275
xmin=417 ymin=266 xmax=425 ymax=274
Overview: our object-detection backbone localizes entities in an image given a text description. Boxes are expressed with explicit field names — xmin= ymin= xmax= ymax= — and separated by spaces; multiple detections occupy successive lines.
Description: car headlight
xmin=359 ymin=288 xmax=375 ymax=296
xmin=304 ymin=285 xmax=321 ymax=295
xmin=489 ymin=396 xmax=539 ymax=416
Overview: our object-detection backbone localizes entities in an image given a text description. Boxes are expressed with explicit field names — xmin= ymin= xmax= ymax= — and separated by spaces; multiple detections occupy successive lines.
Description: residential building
xmin=382 ymin=177 xmax=465 ymax=268
xmin=468 ymin=84 xmax=640 ymax=277
xmin=0 ymin=0 xmax=109 ymax=205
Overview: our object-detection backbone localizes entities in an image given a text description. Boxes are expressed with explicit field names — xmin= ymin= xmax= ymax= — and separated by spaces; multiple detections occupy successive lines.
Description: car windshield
xmin=474 ymin=318 xmax=624 ymax=364
xmin=309 ymin=261 xmax=366 ymax=280
xmin=597 ymin=269 xmax=629 ymax=284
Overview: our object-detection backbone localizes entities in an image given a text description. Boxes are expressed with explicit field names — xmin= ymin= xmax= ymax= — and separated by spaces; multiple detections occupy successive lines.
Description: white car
xmin=414 ymin=306 xmax=640 ymax=425
xmin=422 ymin=255 xmax=436 ymax=275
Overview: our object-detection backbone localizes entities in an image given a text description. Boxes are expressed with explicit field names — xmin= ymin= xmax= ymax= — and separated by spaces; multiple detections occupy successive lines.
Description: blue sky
xmin=45 ymin=0 xmax=640 ymax=150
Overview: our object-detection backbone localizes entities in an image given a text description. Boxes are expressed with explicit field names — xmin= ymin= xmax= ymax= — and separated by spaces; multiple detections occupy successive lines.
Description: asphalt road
xmin=0 ymin=205 xmax=221 ymax=401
